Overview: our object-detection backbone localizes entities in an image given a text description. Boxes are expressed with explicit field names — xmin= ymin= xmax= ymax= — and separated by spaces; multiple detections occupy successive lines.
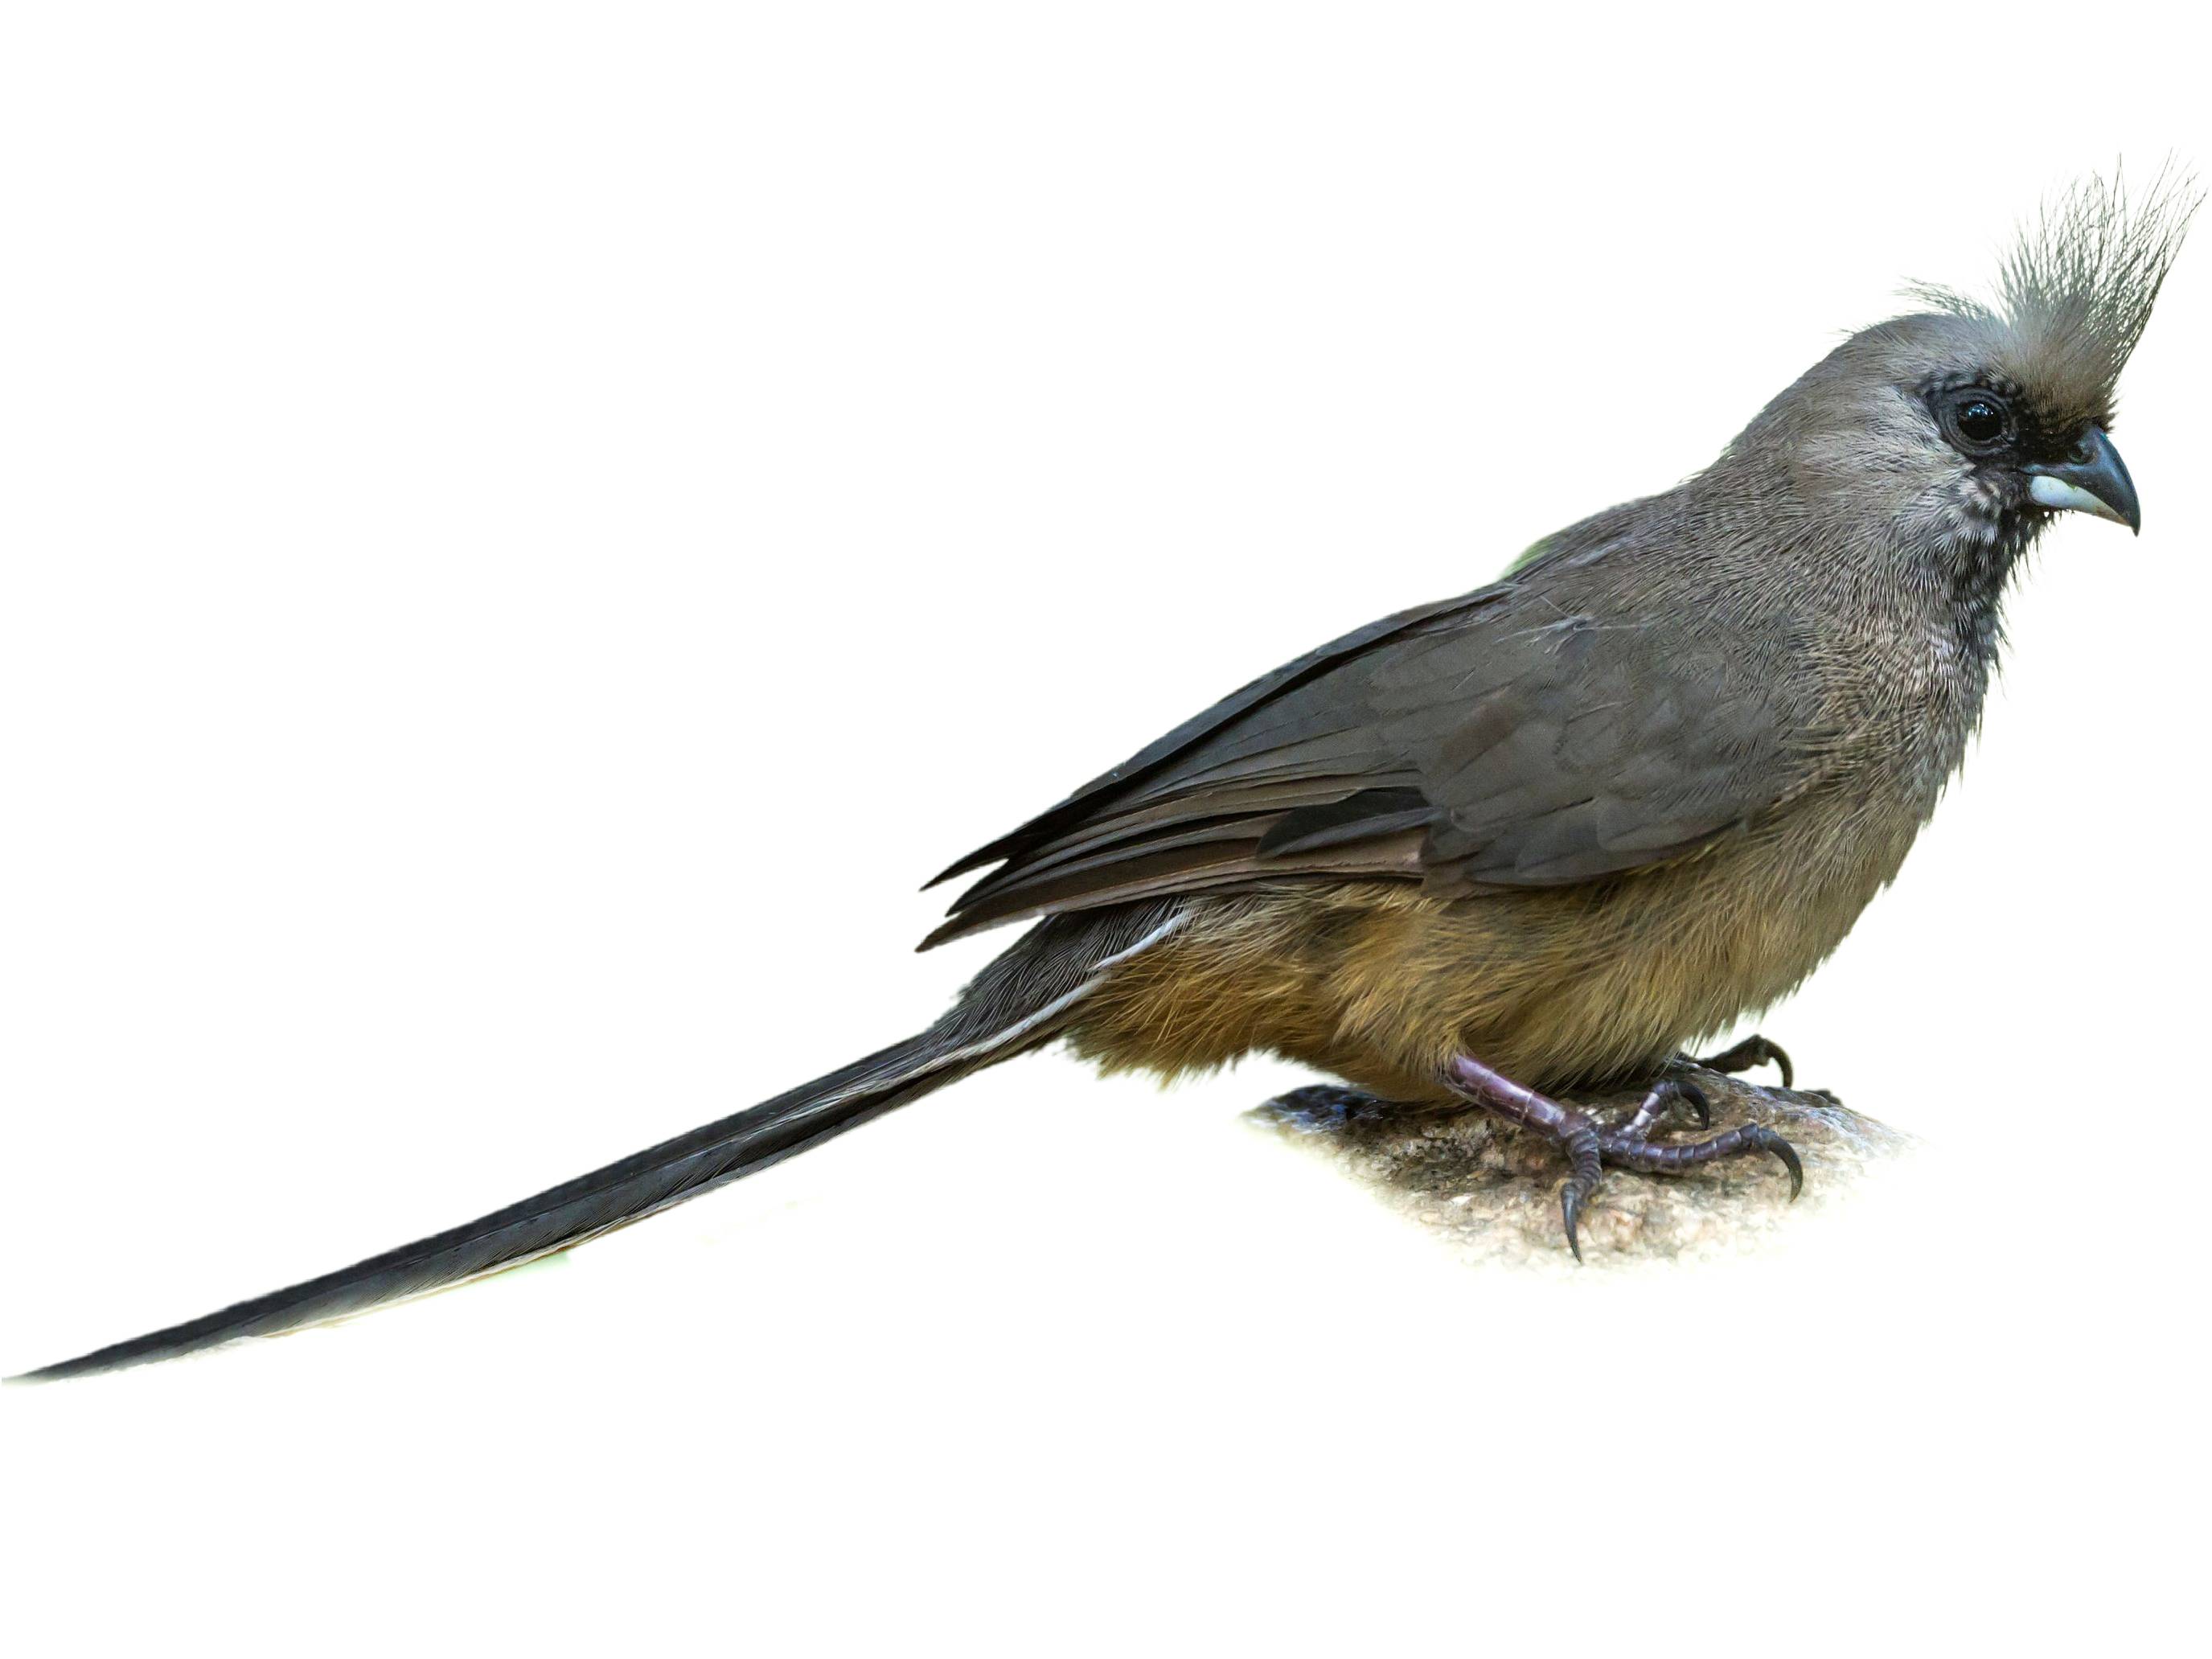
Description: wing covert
xmin=922 ymin=554 xmax=1807 ymax=948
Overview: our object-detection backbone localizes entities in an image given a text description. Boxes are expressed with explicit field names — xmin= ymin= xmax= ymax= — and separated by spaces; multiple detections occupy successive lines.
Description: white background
xmin=4 ymin=4 xmax=2206 ymax=1653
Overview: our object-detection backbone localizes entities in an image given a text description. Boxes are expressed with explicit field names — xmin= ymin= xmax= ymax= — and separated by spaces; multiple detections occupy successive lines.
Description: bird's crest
xmin=1906 ymin=164 xmax=2199 ymax=422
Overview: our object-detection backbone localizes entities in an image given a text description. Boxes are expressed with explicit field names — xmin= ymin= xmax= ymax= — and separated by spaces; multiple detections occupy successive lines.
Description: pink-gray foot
xmin=1444 ymin=1053 xmax=1803 ymax=1260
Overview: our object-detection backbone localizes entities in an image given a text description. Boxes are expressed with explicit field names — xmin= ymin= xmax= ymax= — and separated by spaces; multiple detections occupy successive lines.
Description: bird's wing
xmin=921 ymin=577 xmax=1804 ymax=948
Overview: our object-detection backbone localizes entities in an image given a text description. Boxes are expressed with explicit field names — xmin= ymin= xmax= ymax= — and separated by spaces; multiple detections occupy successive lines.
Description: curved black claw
xmin=1747 ymin=1124 xmax=1805 ymax=1201
xmin=1559 ymin=1124 xmax=1602 ymax=1263
xmin=1695 ymin=1034 xmax=1795 ymax=1090
xmin=1624 ymin=1076 xmax=1711 ymax=1137
xmin=1681 ymin=1078 xmax=1712 ymax=1128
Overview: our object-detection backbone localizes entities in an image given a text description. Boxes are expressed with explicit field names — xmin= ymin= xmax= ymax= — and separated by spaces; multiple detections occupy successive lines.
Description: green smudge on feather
xmin=1504 ymin=536 xmax=1553 ymax=575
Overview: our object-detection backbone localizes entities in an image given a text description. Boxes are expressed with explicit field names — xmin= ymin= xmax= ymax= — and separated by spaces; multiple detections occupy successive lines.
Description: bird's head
xmin=1725 ymin=171 xmax=2195 ymax=576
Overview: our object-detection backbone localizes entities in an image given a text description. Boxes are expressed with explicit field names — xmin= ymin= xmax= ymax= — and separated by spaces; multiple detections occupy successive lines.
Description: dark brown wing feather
xmin=922 ymin=569 xmax=1802 ymax=949
xmin=927 ymin=589 xmax=1497 ymax=885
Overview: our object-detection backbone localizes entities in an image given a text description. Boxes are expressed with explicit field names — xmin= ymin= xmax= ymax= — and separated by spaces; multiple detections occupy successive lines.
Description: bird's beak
xmin=2025 ymin=425 xmax=2141 ymax=535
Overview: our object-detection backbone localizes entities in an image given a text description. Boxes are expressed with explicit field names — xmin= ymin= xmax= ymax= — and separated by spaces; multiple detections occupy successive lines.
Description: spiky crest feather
xmin=1906 ymin=164 xmax=2198 ymax=424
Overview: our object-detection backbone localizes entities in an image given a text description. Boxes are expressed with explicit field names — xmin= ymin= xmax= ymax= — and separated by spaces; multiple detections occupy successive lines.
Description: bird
xmin=14 ymin=170 xmax=2194 ymax=1382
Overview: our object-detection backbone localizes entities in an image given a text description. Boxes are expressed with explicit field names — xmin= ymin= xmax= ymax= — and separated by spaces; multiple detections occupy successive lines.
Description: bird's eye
xmin=1956 ymin=400 xmax=2004 ymax=441
xmin=1941 ymin=389 xmax=2013 ymax=452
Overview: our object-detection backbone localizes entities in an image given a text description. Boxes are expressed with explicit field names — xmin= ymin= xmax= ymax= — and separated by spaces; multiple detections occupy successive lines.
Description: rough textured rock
xmin=1248 ymin=1063 xmax=1912 ymax=1266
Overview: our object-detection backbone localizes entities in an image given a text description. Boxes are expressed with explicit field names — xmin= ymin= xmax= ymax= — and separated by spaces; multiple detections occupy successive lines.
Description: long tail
xmin=13 ymin=903 xmax=1184 ymax=1382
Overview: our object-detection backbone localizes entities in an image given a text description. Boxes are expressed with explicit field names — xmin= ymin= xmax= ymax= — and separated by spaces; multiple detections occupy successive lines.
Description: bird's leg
xmin=1688 ymin=1034 xmax=1795 ymax=1089
xmin=1444 ymin=1053 xmax=1802 ymax=1260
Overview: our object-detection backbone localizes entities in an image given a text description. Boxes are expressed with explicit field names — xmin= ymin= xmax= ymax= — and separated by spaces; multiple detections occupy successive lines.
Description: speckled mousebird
xmin=16 ymin=172 xmax=2196 ymax=1381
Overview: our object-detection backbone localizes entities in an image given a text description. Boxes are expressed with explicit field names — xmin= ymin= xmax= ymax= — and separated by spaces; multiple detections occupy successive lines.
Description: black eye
xmin=1943 ymin=390 xmax=2013 ymax=452
xmin=1956 ymin=400 xmax=2004 ymax=441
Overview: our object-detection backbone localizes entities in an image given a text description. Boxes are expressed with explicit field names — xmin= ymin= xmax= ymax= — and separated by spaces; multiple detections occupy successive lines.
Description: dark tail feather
xmin=11 ymin=903 xmax=1184 ymax=1383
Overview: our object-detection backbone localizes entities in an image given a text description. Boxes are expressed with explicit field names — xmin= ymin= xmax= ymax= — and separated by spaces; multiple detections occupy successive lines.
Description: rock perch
xmin=1250 ymin=1063 xmax=1911 ymax=1265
